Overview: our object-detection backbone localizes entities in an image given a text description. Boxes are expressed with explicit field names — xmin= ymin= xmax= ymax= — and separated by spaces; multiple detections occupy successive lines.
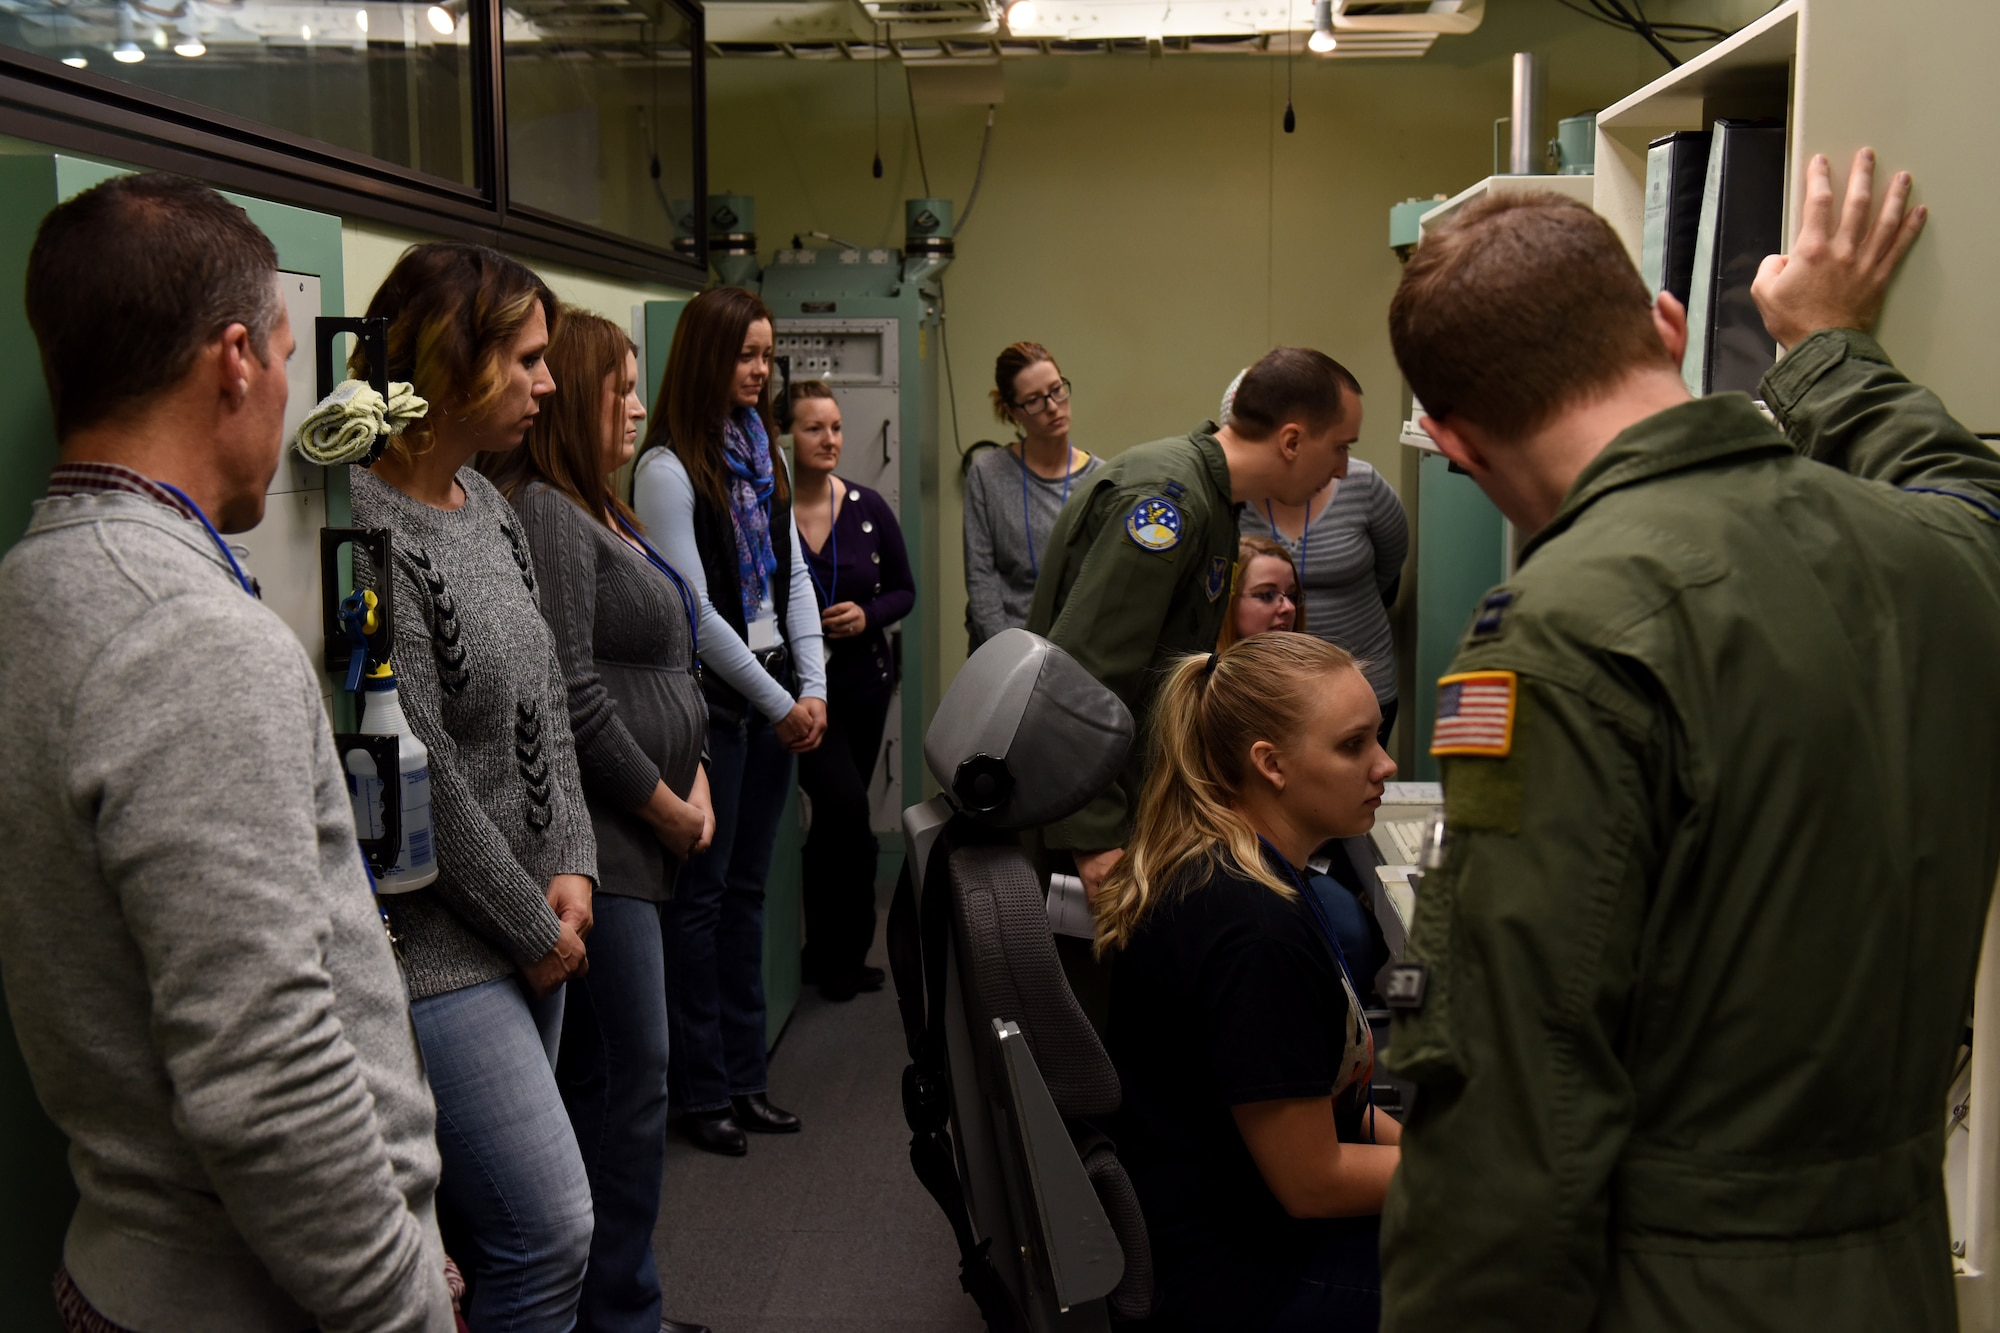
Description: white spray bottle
xmin=346 ymin=661 xmax=438 ymax=892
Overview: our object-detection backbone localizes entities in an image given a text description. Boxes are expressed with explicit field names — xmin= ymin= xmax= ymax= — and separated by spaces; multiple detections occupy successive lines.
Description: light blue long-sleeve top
xmin=632 ymin=446 xmax=827 ymax=722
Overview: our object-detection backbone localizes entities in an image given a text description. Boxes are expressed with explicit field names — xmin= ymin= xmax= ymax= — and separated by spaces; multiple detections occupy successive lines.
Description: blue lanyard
xmin=611 ymin=511 xmax=701 ymax=663
xmin=1264 ymin=494 xmax=1317 ymax=576
xmin=1257 ymin=834 xmax=1378 ymax=1142
xmin=807 ymin=478 xmax=839 ymax=608
xmin=155 ymin=482 xmax=257 ymax=597
xmin=1021 ymin=444 xmax=1076 ymax=580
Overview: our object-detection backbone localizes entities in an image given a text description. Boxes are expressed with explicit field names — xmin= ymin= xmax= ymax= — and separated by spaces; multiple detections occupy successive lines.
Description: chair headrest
xmin=924 ymin=629 xmax=1133 ymax=831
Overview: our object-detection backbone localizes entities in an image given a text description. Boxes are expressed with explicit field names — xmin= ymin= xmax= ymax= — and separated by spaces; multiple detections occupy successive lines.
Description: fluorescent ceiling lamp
xmin=1308 ymin=0 xmax=1336 ymax=50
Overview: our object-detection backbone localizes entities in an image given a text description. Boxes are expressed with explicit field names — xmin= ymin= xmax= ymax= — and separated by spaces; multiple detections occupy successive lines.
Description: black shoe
xmin=681 ymin=1110 xmax=747 ymax=1156
xmin=660 ymin=1320 xmax=712 ymax=1333
xmin=731 ymin=1092 xmax=802 ymax=1133
xmin=855 ymin=965 xmax=886 ymax=992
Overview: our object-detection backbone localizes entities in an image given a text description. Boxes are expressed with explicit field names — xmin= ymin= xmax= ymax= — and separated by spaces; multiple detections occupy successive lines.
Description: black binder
xmin=1641 ymin=130 xmax=1713 ymax=307
xmin=1683 ymin=119 xmax=1787 ymax=397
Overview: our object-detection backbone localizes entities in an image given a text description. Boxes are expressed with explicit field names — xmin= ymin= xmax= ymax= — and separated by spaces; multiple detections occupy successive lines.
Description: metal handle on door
xmin=880 ymin=419 xmax=891 ymax=467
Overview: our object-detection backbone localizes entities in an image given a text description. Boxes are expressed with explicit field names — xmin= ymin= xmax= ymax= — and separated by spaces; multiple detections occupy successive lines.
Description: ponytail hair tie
xmin=1203 ymin=651 xmax=1221 ymax=680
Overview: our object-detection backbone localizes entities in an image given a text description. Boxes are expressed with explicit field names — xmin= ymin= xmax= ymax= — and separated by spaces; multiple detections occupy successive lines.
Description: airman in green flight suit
xmin=1026 ymin=347 xmax=1363 ymax=897
xmin=1379 ymin=152 xmax=1995 ymax=1332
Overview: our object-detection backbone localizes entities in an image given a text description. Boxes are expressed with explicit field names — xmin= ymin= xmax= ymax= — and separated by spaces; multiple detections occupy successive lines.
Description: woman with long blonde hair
xmin=1097 ymin=632 xmax=1400 ymax=1332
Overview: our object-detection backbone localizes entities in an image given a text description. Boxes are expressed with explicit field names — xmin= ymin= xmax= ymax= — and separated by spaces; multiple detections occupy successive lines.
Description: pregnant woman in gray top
xmin=485 ymin=307 xmax=714 ymax=1333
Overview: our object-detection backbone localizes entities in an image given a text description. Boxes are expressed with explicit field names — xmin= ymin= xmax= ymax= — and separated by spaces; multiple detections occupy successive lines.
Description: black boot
xmin=660 ymin=1320 xmax=712 ymax=1333
xmin=731 ymin=1092 xmax=802 ymax=1133
xmin=681 ymin=1110 xmax=747 ymax=1156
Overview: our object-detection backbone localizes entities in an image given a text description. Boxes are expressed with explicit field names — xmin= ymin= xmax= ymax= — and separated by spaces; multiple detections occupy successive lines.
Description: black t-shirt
xmin=1106 ymin=852 xmax=1372 ymax=1331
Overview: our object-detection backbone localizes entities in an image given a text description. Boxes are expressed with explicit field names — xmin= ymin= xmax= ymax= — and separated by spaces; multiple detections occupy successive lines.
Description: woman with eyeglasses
xmin=962 ymin=341 xmax=1103 ymax=649
xmin=1219 ymin=535 xmax=1305 ymax=650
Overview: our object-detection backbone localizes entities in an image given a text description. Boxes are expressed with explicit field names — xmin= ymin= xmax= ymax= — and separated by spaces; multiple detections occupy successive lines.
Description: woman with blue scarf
xmin=634 ymin=287 xmax=827 ymax=1157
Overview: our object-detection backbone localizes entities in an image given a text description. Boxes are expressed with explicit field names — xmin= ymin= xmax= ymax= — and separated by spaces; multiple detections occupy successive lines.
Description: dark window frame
xmin=0 ymin=0 xmax=707 ymax=286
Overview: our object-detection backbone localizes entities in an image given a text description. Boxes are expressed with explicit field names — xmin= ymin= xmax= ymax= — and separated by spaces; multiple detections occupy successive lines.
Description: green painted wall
xmin=705 ymin=0 xmax=1767 ymax=714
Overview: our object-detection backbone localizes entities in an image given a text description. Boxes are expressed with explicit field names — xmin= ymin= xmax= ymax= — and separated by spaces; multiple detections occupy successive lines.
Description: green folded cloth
xmin=293 ymin=380 xmax=429 ymax=464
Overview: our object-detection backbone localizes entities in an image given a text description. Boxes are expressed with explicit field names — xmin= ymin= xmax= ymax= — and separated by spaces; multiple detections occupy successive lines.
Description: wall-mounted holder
xmin=321 ymin=524 xmax=402 ymax=877
xmin=320 ymin=526 xmax=395 ymax=681
xmin=315 ymin=315 xmax=391 ymax=465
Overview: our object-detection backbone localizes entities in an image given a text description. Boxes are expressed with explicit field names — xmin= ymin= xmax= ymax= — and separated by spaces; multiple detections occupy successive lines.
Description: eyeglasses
xmin=1011 ymin=378 xmax=1073 ymax=416
xmin=1244 ymin=589 xmax=1297 ymax=605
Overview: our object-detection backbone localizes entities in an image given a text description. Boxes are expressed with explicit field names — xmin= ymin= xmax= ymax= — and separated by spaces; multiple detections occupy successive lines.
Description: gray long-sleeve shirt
xmin=350 ymin=466 xmax=598 ymax=1000
xmin=1238 ymin=457 xmax=1409 ymax=703
xmin=0 ymin=490 xmax=452 ymax=1333
xmin=963 ymin=444 xmax=1104 ymax=649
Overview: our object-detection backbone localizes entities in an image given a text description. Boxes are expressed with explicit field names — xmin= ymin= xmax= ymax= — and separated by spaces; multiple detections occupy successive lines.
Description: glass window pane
xmin=1 ymin=1 xmax=478 ymax=187
xmin=503 ymin=2 xmax=694 ymax=251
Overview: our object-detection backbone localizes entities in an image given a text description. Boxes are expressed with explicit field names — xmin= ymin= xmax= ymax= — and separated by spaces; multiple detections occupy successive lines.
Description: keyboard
xmin=1380 ymin=818 xmax=1430 ymax=867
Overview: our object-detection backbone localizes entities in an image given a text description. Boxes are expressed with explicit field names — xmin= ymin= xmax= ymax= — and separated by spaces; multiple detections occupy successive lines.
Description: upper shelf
xmin=1418 ymin=172 xmax=1595 ymax=238
xmin=1599 ymin=0 xmax=1799 ymax=132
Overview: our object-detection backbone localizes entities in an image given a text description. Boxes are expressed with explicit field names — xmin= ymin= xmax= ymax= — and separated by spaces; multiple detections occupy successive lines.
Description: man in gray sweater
xmin=0 ymin=175 xmax=453 ymax=1330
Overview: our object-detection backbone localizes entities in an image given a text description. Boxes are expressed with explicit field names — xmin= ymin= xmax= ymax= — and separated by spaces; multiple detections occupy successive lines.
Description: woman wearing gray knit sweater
xmin=349 ymin=243 xmax=597 ymax=1333
xmin=485 ymin=308 xmax=715 ymax=1333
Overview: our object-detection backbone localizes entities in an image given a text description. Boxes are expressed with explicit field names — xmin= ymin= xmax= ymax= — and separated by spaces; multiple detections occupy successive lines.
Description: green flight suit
xmin=1382 ymin=330 xmax=2000 ymax=1332
xmin=1026 ymin=424 xmax=1239 ymax=853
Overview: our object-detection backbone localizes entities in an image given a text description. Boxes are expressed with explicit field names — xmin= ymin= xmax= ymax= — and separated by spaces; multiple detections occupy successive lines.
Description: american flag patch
xmin=1431 ymin=670 xmax=1517 ymax=757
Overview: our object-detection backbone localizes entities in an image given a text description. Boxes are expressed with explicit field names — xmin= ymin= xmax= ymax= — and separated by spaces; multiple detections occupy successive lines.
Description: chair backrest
xmin=894 ymin=631 xmax=1152 ymax=1329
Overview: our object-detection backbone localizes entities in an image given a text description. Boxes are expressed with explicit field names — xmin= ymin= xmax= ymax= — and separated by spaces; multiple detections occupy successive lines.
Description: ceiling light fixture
xmin=427 ymin=0 xmax=465 ymax=35
xmin=112 ymin=6 xmax=145 ymax=62
xmin=1003 ymin=0 xmax=1037 ymax=31
xmin=174 ymin=27 xmax=206 ymax=56
xmin=356 ymin=8 xmax=369 ymax=31
xmin=1308 ymin=0 xmax=1336 ymax=51
xmin=301 ymin=22 xmax=313 ymax=38
xmin=62 ymin=53 xmax=87 ymax=67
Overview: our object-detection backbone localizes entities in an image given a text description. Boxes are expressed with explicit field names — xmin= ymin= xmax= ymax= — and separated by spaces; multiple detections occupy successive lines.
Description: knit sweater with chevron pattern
xmin=349 ymin=466 xmax=597 ymax=1000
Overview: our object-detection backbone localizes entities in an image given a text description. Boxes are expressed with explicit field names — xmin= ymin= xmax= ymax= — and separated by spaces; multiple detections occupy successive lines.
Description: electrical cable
xmin=1283 ymin=0 xmax=1295 ymax=133
xmin=939 ymin=276 xmax=965 ymax=456
xmin=1548 ymin=0 xmax=1746 ymax=67
xmin=872 ymin=21 xmax=884 ymax=178
xmin=955 ymin=106 xmax=997 ymax=236
xmin=904 ymin=54 xmax=932 ymax=196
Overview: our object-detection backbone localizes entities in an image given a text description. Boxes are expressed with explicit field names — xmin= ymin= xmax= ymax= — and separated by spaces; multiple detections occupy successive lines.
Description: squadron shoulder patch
xmin=1206 ymin=555 xmax=1231 ymax=602
xmin=1125 ymin=496 xmax=1183 ymax=552
xmin=1431 ymin=670 xmax=1517 ymax=757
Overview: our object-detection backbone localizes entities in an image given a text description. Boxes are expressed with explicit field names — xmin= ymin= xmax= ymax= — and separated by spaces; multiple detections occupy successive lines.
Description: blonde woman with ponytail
xmin=1098 ymin=632 xmax=1400 ymax=1333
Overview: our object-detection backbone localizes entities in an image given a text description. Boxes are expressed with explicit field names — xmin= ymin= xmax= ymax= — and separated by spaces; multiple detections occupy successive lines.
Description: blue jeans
xmin=414 ymin=977 xmax=593 ymax=1333
xmin=665 ymin=715 xmax=791 ymax=1113
xmin=1266 ymin=1216 xmax=1382 ymax=1331
xmin=557 ymin=894 xmax=670 ymax=1333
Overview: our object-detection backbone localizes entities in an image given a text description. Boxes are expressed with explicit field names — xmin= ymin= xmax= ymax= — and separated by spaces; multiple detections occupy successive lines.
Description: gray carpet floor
xmin=652 ymin=883 xmax=985 ymax=1333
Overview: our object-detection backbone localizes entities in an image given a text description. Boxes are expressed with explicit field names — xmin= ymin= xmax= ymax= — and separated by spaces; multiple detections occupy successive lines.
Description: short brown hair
xmin=990 ymin=341 xmax=1056 ymax=422
xmin=640 ymin=286 xmax=788 ymax=511
xmin=789 ymin=379 xmax=836 ymax=409
xmin=1389 ymin=191 xmax=1671 ymax=439
xmin=1228 ymin=348 xmax=1360 ymax=441
xmin=26 ymin=173 xmax=282 ymax=439
xmin=353 ymin=242 xmax=558 ymax=466
xmin=480 ymin=305 xmax=640 ymax=531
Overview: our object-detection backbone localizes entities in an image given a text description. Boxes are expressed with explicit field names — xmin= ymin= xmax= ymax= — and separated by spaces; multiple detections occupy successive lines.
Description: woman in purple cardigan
xmin=788 ymin=381 xmax=915 ymax=1000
